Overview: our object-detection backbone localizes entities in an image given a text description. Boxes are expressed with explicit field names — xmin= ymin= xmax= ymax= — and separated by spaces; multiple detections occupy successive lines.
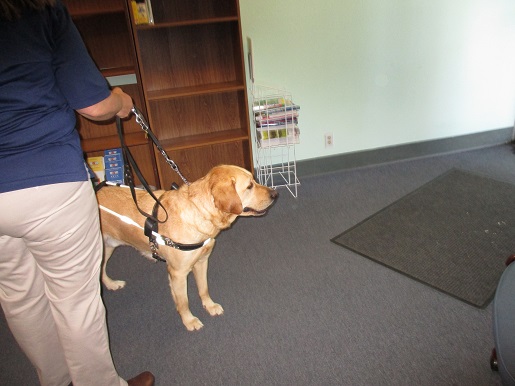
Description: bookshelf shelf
xmin=146 ymin=82 xmax=245 ymax=101
xmin=100 ymin=67 xmax=137 ymax=78
xmin=159 ymin=129 xmax=250 ymax=151
xmin=136 ymin=16 xmax=239 ymax=30
xmin=81 ymin=132 xmax=148 ymax=153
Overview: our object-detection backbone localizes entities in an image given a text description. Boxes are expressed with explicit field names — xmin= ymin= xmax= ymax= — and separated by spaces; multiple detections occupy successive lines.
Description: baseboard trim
xmin=296 ymin=127 xmax=514 ymax=178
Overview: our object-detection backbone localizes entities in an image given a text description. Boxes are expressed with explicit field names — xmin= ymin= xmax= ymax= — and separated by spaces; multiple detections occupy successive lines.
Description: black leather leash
xmin=112 ymin=109 xmax=209 ymax=259
xmin=116 ymin=114 xmax=168 ymax=226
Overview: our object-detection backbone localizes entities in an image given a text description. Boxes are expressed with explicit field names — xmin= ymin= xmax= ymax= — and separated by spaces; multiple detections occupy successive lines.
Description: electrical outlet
xmin=325 ymin=133 xmax=333 ymax=148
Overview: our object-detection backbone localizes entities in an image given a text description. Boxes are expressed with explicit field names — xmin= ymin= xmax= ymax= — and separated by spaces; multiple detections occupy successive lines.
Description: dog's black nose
xmin=270 ymin=189 xmax=279 ymax=199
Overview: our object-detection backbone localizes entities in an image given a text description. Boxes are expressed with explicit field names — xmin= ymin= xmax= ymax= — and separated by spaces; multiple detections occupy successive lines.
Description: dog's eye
xmin=247 ymin=182 xmax=253 ymax=190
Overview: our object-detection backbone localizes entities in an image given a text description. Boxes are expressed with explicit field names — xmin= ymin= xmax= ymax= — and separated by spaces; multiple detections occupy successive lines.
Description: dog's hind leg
xmin=101 ymin=240 xmax=126 ymax=290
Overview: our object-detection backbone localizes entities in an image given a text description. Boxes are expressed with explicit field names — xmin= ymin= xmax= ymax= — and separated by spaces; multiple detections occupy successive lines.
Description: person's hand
xmin=112 ymin=87 xmax=133 ymax=119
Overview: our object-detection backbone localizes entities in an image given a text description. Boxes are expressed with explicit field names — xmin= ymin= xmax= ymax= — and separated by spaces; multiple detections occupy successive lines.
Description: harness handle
xmin=116 ymin=114 xmax=168 ymax=224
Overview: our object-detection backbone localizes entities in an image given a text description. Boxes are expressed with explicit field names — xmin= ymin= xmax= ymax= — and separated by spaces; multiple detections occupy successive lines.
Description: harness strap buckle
xmin=149 ymin=239 xmax=166 ymax=262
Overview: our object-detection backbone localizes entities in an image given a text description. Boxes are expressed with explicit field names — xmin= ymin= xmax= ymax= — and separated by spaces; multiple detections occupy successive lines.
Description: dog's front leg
xmin=192 ymin=254 xmax=224 ymax=317
xmin=167 ymin=265 xmax=203 ymax=331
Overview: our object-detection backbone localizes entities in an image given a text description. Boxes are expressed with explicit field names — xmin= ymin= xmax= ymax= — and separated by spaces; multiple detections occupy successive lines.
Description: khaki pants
xmin=0 ymin=181 xmax=126 ymax=386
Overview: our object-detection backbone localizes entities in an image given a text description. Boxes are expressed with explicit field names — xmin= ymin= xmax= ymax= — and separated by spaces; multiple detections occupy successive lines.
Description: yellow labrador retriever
xmin=96 ymin=165 xmax=277 ymax=331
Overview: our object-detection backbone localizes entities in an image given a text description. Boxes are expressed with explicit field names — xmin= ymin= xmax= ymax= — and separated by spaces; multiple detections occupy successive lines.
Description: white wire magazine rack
xmin=252 ymin=85 xmax=300 ymax=197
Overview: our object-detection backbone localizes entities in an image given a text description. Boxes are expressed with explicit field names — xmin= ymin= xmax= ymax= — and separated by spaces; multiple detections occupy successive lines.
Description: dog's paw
xmin=104 ymin=279 xmax=126 ymax=291
xmin=204 ymin=302 xmax=224 ymax=316
xmin=184 ymin=317 xmax=204 ymax=331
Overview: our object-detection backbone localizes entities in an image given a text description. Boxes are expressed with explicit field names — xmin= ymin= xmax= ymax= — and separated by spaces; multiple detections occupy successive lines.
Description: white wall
xmin=240 ymin=0 xmax=515 ymax=162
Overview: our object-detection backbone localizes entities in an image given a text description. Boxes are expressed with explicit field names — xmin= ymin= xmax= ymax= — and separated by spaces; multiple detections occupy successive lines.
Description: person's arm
xmin=76 ymin=87 xmax=133 ymax=121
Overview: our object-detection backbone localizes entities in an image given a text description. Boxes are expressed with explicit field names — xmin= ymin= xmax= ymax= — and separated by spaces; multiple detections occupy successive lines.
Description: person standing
xmin=0 ymin=0 xmax=154 ymax=385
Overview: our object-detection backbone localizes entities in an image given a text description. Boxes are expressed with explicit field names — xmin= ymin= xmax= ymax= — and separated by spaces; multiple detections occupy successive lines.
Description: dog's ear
xmin=211 ymin=177 xmax=243 ymax=215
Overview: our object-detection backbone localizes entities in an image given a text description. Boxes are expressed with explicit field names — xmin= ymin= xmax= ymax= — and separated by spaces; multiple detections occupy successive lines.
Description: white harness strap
xmin=98 ymin=205 xmax=212 ymax=249
xmin=99 ymin=205 xmax=165 ymax=245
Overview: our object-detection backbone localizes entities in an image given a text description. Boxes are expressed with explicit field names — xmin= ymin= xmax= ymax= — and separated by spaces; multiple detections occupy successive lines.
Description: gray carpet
xmin=3 ymin=144 xmax=515 ymax=385
xmin=332 ymin=169 xmax=515 ymax=308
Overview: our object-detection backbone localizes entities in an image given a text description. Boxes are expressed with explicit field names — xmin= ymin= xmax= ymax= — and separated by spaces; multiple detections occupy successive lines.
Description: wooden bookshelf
xmin=61 ymin=0 xmax=251 ymax=188
xmin=63 ymin=0 xmax=159 ymax=187
xmin=128 ymin=0 xmax=252 ymax=187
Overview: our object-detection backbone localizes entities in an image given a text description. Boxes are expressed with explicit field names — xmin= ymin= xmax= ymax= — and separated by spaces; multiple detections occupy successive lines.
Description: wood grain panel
xmin=65 ymin=0 xmax=124 ymax=16
xmin=149 ymin=0 xmax=238 ymax=23
xmin=74 ymin=13 xmax=133 ymax=71
xmin=148 ymin=90 xmax=246 ymax=139
xmin=137 ymin=22 xmax=242 ymax=91
xmin=156 ymin=141 xmax=251 ymax=188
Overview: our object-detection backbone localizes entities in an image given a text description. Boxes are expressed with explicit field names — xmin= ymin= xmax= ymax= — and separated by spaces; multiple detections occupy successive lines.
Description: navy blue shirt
xmin=0 ymin=1 xmax=111 ymax=193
